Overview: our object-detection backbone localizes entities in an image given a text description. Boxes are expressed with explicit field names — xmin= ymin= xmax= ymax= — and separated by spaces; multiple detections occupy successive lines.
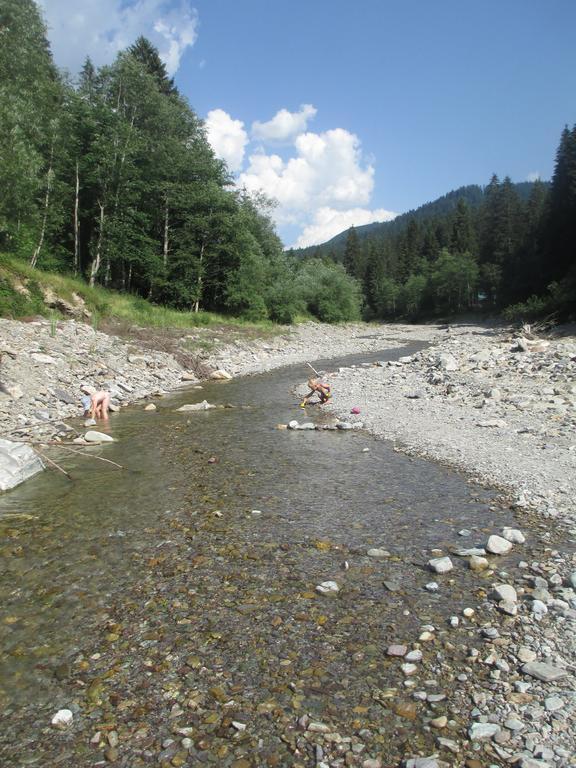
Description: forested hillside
xmin=292 ymin=182 xmax=539 ymax=258
xmin=0 ymin=0 xmax=360 ymax=324
xmin=290 ymin=150 xmax=576 ymax=321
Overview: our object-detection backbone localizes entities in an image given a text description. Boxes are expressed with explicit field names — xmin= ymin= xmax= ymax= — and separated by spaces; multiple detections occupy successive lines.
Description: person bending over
xmin=301 ymin=378 xmax=332 ymax=406
xmin=82 ymin=391 xmax=111 ymax=420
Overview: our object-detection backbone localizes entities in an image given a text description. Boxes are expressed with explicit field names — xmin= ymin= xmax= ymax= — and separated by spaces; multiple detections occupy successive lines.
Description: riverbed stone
xmin=367 ymin=548 xmax=390 ymax=558
xmin=176 ymin=400 xmax=215 ymax=411
xmin=486 ymin=535 xmax=513 ymax=555
xmin=316 ymin=581 xmax=339 ymax=595
xmin=521 ymin=662 xmax=568 ymax=682
xmin=517 ymin=647 xmax=537 ymax=663
xmin=469 ymin=555 xmax=489 ymax=571
xmin=210 ymin=369 xmax=232 ymax=380
xmin=498 ymin=599 xmax=517 ymax=616
xmin=428 ymin=556 xmax=453 ymax=574
xmin=502 ymin=527 xmax=526 ymax=544
xmin=84 ymin=430 xmax=114 ymax=443
xmin=405 ymin=650 xmax=423 ymax=662
xmin=468 ymin=722 xmax=500 ymax=740
xmin=544 ymin=696 xmax=564 ymax=712
xmin=404 ymin=757 xmax=439 ymax=768
xmin=492 ymin=584 xmax=517 ymax=602
xmin=386 ymin=644 xmax=407 ymax=657
xmin=31 ymin=352 xmax=57 ymax=364
xmin=51 ymin=709 xmax=73 ymax=728
xmin=436 ymin=352 xmax=459 ymax=371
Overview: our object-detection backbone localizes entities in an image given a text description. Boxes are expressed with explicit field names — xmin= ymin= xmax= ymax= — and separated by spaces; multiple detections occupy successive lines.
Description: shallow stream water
xmin=0 ymin=343 xmax=526 ymax=766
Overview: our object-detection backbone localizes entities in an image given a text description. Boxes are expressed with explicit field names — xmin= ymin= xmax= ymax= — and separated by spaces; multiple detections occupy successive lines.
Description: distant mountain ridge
xmin=291 ymin=181 xmax=547 ymax=257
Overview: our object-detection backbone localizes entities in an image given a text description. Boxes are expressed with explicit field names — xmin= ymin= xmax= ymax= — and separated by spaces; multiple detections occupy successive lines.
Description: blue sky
xmin=40 ymin=0 xmax=576 ymax=247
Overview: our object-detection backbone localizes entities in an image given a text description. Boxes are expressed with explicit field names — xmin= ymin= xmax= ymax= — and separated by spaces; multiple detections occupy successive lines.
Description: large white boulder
xmin=0 ymin=439 xmax=44 ymax=491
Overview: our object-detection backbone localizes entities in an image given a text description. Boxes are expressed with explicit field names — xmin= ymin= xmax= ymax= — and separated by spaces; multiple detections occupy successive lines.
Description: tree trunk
xmin=193 ymin=238 xmax=207 ymax=313
xmin=73 ymin=160 xmax=80 ymax=276
xmin=163 ymin=195 xmax=169 ymax=268
xmin=30 ymin=142 xmax=54 ymax=269
xmin=89 ymin=202 xmax=105 ymax=287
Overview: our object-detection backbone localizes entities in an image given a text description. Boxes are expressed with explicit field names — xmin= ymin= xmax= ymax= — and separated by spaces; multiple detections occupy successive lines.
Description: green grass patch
xmin=0 ymin=254 xmax=278 ymax=332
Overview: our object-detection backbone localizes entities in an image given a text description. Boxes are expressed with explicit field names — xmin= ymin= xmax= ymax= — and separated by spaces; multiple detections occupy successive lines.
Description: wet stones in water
xmin=84 ymin=430 xmax=114 ymax=443
xmin=315 ymin=581 xmax=339 ymax=595
xmin=469 ymin=555 xmax=489 ymax=571
xmin=386 ymin=644 xmax=407 ymax=657
xmin=51 ymin=709 xmax=73 ymax=728
xmin=428 ymin=556 xmax=453 ymax=574
xmin=502 ymin=527 xmax=526 ymax=544
xmin=367 ymin=548 xmax=390 ymax=558
xmin=486 ymin=535 xmax=513 ymax=554
xmin=176 ymin=400 xmax=215 ymax=412
xmin=405 ymin=650 xmax=423 ymax=662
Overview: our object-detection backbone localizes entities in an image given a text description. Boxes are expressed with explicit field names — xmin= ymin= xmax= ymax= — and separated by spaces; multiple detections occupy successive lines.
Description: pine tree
xmin=543 ymin=125 xmax=576 ymax=285
xmin=450 ymin=199 xmax=477 ymax=255
xmin=343 ymin=226 xmax=361 ymax=277
xmin=128 ymin=36 xmax=177 ymax=96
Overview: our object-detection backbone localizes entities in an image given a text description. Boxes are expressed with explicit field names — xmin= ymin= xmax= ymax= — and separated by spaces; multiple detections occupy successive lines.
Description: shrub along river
xmin=0 ymin=344 xmax=530 ymax=766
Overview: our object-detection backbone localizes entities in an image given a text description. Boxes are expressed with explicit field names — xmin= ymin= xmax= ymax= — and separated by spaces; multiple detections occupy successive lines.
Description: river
xmin=0 ymin=343 xmax=521 ymax=766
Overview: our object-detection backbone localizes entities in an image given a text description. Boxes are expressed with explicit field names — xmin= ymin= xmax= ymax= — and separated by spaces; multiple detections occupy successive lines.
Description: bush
xmin=296 ymin=259 xmax=362 ymax=323
xmin=502 ymin=295 xmax=548 ymax=322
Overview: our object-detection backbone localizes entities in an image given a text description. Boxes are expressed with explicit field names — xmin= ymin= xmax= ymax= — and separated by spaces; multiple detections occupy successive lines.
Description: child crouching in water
xmin=301 ymin=378 xmax=332 ymax=406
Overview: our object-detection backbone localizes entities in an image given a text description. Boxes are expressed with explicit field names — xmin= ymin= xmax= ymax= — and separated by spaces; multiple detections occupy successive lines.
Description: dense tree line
xmin=0 ymin=0 xmax=362 ymax=323
xmin=294 ymin=132 xmax=575 ymax=321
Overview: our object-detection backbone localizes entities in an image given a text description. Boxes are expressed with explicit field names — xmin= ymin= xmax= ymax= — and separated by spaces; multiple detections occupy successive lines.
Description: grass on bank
xmin=0 ymin=255 xmax=278 ymax=331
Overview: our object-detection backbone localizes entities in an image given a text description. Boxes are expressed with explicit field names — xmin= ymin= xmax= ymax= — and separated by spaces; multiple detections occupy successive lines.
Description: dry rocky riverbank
xmin=298 ymin=321 xmax=576 ymax=767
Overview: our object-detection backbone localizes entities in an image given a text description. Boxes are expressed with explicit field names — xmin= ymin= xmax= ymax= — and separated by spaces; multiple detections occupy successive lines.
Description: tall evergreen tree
xmin=128 ymin=36 xmax=177 ymax=95
xmin=543 ymin=125 xmax=576 ymax=285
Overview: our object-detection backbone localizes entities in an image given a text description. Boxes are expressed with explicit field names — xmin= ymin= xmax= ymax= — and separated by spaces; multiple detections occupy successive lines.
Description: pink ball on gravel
xmin=351 ymin=406 xmax=361 ymax=414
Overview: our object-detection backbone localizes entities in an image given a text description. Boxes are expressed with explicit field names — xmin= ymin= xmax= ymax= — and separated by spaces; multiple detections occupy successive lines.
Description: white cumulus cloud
xmin=294 ymin=207 xmax=397 ymax=249
xmin=38 ymin=0 xmax=198 ymax=76
xmin=239 ymin=128 xmax=375 ymax=216
xmin=206 ymin=105 xmax=396 ymax=247
xmin=252 ymin=104 xmax=317 ymax=142
xmin=526 ymin=171 xmax=540 ymax=182
xmin=205 ymin=109 xmax=248 ymax=172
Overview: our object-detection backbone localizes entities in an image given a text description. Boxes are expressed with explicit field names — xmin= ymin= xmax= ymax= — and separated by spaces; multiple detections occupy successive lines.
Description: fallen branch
xmin=1 ymin=436 xmax=125 ymax=470
xmin=35 ymin=448 xmax=72 ymax=480
xmin=57 ymin=445 xmax=124 ymax=470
